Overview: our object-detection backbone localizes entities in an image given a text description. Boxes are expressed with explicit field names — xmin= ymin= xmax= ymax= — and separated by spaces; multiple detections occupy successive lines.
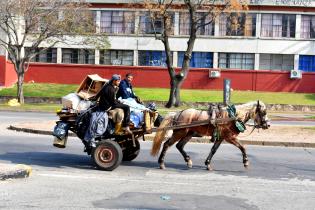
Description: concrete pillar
xmin=133 ymin=50 xmax=138 ymax=66
xmin=95 ymin=49 xmax=100 ymax=64
xmin=173 ymin=51 xmax=178 ymax=67
xmin=294 ymin=54 xmax=299 ymax=70
xmin=134 ymin=12 xmax=140 ymax=35
xmin=95 ymin=10 xmax=101 ymax=34
xmin=57 ymin=48 xmax=62 ymax=64
xmin=295 ymin=14 xmax=301 ymax=39
xmin=214 ymin=15 xmax=220 ymax=37
xmin=255 ymin=13 xmax=261 ymax=37
xmin=213 ymin=52 xmax=218 ymax=68
xmin=21 ymin=47 xmax=25 ymax=58
xmin=254 ymin=53 xmax=260 ymax=70
xmin=174 ymin=12 xmax=179 ymax=36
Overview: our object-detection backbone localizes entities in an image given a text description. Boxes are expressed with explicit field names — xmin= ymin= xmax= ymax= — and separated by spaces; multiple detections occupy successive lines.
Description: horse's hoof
xmin=159 ymin=164 xmax=166 ymax=170
xmin=187 ymin=159 xmax=193 ymax=168
xmin=206 ymin=164 xmax=213 ymax=171
xmin=244 ymin=161 xmax=249 ymax=169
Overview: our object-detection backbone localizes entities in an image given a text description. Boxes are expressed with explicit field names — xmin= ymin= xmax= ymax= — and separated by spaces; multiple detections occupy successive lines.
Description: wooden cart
xmin=53 ymin=107 xmax=157 ymax=171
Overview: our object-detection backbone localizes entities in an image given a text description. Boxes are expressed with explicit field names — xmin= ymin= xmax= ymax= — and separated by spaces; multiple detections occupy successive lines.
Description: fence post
xmin=223 ymin=79 xmax=231 ymax=106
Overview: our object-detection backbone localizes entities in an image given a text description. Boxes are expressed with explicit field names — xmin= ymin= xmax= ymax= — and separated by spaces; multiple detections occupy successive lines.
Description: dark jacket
xmin=95 ymin=82 xmax=120 ymax=111
xmin=117 ymin=79 xmax=136 ymax=99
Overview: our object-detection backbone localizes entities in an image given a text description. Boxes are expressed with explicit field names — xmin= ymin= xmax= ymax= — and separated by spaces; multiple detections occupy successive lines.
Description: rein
xmin=152 ymin=117 xmax=237 ymax=132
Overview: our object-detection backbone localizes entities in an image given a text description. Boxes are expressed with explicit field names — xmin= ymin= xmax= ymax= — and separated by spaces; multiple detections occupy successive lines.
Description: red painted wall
xmin=20 ymin=62 xmax=315 ymax=93
xmin=0 ymin=56 xmax=5 ymax=86
xmin=0 ymin=56 xmax=16 ymax=87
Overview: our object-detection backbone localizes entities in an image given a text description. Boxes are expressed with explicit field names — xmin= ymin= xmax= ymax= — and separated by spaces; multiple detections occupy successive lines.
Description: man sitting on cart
xmin=117 ymin=73 xmax=142 ymax=104
xmin=93 ymin=74 xmax=132 ymax=134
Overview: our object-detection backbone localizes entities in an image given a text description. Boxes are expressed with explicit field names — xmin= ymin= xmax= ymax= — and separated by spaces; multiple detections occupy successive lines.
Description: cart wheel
xmin=92 ymin=140 xmax=122 ymax=171
xmin=123 ymin=139 xmax=140 ymax=161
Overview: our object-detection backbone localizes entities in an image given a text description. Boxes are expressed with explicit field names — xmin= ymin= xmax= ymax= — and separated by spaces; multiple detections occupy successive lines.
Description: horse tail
xmin=151 ymin=112 xmax=176 ymax=156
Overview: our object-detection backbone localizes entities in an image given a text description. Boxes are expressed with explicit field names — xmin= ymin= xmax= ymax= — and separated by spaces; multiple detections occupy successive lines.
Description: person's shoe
xmin=89 ymin=140 xmax=96 ymax=148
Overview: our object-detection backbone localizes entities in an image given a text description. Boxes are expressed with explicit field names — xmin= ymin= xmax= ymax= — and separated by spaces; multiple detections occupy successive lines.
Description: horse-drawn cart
xmin=52 ymin=74 xmax=160 ymax=171
xmin=53 ymin=106 xmax=158 ymax=171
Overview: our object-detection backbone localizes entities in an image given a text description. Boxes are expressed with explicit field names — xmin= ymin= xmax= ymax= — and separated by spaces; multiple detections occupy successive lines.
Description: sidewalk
xmin=7 ymin=116 xmax=315 ymax=148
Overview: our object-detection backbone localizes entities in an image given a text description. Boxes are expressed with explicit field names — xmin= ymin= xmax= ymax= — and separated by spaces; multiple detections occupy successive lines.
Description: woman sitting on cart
xmin=93 ymin=74 xmax=132 ymax=134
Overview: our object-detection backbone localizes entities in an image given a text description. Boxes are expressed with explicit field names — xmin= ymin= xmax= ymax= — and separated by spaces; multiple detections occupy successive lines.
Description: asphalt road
xmin=0 ymin=111 xmax=315 ymax=209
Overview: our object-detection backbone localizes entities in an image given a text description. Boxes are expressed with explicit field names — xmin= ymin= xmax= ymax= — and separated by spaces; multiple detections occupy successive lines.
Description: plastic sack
xmin=53 ymin=121 xmax=70 ymax=140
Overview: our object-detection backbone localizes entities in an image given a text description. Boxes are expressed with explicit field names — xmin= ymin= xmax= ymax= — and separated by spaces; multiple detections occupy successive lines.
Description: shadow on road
xmin=0 ymin=151 xmax=94 ymax=170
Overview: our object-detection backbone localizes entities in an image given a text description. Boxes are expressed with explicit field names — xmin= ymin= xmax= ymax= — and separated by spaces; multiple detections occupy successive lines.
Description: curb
xmin=0 ymin=164 xmax=32 ymax=180
xmin=8 ymin=125 xmax=315 ymax=148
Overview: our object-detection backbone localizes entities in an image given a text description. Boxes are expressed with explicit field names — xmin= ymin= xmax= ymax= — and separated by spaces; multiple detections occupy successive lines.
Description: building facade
xmin=1 ymin=0 xmax=315 ymax=92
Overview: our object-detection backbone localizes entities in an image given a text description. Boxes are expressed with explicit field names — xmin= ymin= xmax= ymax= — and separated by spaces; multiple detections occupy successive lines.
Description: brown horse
xmin=151 ymin=101 xmax=270 ymax=170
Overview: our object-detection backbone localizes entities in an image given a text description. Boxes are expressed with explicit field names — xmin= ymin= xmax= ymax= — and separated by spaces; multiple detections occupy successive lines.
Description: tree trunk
xmin=165 ymin=79 xmax=176 ymax=108
xmin=174 ymin=79 xmax=184 ymax=107
xmin=17 ymin=73 xmax=25 ymax=104
xmin=165 ymin=76 xmax=184 ymax=108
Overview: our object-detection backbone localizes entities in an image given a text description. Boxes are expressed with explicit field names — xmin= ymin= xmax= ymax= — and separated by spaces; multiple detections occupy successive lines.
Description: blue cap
xmin=111 ymin=74 xmax=121 ymax=81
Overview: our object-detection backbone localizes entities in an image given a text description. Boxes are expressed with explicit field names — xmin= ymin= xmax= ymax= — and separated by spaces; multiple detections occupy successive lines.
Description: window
xmin=100 ymin=11 xmax=135 ymax=34
xmin=261 ymin=14 xmax=295 ymax=38
xmin=25 ymin=48 xmax=57 ymax=63
xmin=178 ymin=52 xmax=213 ymax=68
xmin=179 ymin=12 xmax=214 ymax=36
xmin=301 ymin=15 xmax=315 ymax=39
xmin=100 ymin=50 xmax=133 ymax=66
xmin=219 ymin=53 xmax=254 ymax=70
xmin=139 ymin=12 xmax=174 ymax=35
xmin=299 ymin=55 xmax=315 ymax=72
xmin=259 ymin=54 xmax=294 ymax=70
xmin=62 ymin=49 xmax=95 ymax=64
xmin=219 ymin=13 xmax=256 ymax=36
xmin=138 ymin=51 xmax=171 ymax=66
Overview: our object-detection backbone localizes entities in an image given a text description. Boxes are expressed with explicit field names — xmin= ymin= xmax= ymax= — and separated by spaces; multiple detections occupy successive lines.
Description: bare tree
xmin=141 ymin=0 xmax=248 ymax=107
xmin=0 ymin=0 xmax=110 ymax=104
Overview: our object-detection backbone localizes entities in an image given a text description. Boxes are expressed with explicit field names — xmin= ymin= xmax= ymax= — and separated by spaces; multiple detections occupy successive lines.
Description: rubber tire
xmin=92 ymin=140 xmax=123 ymax=171
xmin=122 ymin=139 xmax=140 ymax=161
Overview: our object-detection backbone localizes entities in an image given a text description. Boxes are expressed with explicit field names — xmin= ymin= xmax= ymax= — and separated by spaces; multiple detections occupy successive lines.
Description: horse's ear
xmin=256 ymin=100 xmax=261 ymax=113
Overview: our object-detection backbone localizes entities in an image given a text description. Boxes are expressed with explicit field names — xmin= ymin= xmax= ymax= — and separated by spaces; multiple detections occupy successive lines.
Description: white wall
xmin=104 ymin=36 xmax=315 ymax=55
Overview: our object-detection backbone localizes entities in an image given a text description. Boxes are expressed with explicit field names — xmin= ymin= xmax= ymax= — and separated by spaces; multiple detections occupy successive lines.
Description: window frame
xmin=179 ymin=12 xmax=215 ymax=36
xmin=261 ymin=14 xmax=296 ymax=38
xmin=138 ymin=50 xmax=171 ymax=67
xmin=300 ymin=15 xmax=315 ymax=39
xmin=218 ymin=53 xmax=255 ymax=70
xmin=177 ymin=52 xmax=213 ymax=68
xmin=62 ymin=48 xmax=95 ymax=64
xmin=139 ymin=12 xmax=174 ymax=35
xmin=259 ymin=54 xmax=294 ymax=71
xmin=100 ymin=10 xmax=135 ymax=34
xmin=25 ymin=47 xmax=57 ymax=63
xmin=299 ymin=55 xmax=315 ymax=72
xmin=219 ymin=13 xmax=256 ymax=37
xmin=100 ymin=50 xmax=134 ymax=66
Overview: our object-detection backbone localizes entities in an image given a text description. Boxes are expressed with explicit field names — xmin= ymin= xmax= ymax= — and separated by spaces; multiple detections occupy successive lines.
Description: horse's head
xmin=253 ymin=100 xmax=270 ymax=129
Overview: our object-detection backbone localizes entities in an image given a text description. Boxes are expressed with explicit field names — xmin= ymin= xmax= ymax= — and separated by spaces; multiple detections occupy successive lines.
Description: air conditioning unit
xmin=290 ymin=70 xmax=302 ymax=79
xmin=209 ymin=70 xmax=221 ymax=78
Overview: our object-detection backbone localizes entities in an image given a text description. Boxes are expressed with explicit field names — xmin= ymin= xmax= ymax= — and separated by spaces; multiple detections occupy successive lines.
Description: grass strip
xmin=1 ymin=83 xmax=315 ymax=105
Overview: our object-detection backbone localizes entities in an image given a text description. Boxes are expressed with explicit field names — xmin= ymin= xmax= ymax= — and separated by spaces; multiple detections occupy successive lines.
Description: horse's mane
xmin=234 ymin=101 xmax=266 ymax=121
